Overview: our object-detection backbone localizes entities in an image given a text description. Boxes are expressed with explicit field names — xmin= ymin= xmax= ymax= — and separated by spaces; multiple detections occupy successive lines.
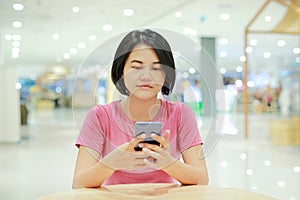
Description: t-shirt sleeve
xmin=75 ymin=106 xmax=105 ymax=155
xmin=177 ymin=103 xmax=203 ymax=153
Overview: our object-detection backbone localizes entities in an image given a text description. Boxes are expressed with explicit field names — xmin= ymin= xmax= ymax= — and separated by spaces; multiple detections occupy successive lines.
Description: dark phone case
xmin=134 ymin=138 xmax=160 ymax=151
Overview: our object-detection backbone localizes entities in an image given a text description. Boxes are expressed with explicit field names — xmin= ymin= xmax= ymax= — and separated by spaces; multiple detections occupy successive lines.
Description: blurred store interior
xmin=0 ymin=0 xmax=299 ymax=200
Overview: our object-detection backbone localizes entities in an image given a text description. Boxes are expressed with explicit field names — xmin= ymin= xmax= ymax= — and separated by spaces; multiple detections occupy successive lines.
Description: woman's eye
xmin=152 ymin=67 xmax=162 ymax=71
xmin=132 ymin=66 xmax=142 ymax=69
xmin=152 ymin=64 xmax=162 ymax=71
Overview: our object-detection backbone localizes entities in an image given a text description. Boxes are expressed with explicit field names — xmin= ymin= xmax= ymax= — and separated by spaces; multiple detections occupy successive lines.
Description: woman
xmin=72 ymin=29 xmax=209 ymax=188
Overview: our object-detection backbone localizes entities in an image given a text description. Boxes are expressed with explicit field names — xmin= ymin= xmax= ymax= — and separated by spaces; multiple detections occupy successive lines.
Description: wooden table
xmin=36 ymin=183 xmax=277 ymax=200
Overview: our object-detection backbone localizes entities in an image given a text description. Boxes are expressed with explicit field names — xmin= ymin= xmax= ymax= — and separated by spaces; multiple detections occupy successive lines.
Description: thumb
xmin=124 ymin=138 xmax=143 ymax=151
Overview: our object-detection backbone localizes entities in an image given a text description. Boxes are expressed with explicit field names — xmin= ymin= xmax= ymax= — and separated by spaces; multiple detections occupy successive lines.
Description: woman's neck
xmin=121 ymin=97 xmax=161 ymax=121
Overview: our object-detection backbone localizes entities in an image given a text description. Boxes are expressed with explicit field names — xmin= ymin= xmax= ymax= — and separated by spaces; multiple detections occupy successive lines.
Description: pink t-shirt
xmin=76 ymin=100 xmax=203 ymax=185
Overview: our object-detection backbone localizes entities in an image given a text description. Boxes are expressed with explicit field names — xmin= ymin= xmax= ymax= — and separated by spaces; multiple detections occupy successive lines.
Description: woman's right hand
xmin=99 ymin=138 xmax=147 ymax=170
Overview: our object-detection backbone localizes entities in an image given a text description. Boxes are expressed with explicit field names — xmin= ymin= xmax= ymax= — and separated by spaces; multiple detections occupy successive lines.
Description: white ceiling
xmin=0 ymin=0 xmax=299 ymax=79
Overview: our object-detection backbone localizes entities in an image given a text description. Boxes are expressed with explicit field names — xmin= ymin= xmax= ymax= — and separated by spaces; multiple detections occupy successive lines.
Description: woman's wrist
xmin=161 ymin=158 xmax=179 ymax=173
xmin=98 ymin=160 xmax=116 ymax=173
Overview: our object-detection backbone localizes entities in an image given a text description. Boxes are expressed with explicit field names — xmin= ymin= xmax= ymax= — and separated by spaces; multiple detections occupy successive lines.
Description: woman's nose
xmin=140 ymin=67 xmax=151 ymax=80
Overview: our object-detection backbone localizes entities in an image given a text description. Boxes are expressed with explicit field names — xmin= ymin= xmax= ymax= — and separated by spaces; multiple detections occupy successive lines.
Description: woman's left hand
xmin=139 ymin=130 xmax=176 ymax=169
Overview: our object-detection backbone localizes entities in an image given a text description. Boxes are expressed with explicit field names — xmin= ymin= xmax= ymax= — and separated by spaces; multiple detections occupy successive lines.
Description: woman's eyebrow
xmin=130 ymin=60 xmax=161 ymax=64
xmin=130 ymin=60 xmax=143 ymax=64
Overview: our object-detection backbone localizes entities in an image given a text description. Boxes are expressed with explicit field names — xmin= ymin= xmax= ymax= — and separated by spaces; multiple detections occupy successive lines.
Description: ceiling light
xmin=292 ymin=47 xmax=300 ymax=54
xmin=182 ymin=72 xmax=189 ymax=78
xmin=236 ymin=65 xmax=243 ymax=72
xmin=123 ymin=9 xmax=134 ymax=16
xmin=77 ymin=42 xmax=86 ymax=49
xmin=88 ymin=35 xmax=96 ymax=41
xmin=276 ymin=40 xmax=286 ymax=47
xmin=11 ymin=47 xmax=20 ymax=54
xmin=52 ymin=33 xmax=60 ymax=40
xmin=240 ymin=56 xmax=246 ymax=62
xmin=190 ymin=30 xmax=197 ymax=36
xmin=263 ymin=52 xmax=271 ymax=59
xmin=264 ymin=160 xmax=271 ymax=166
xmin=246 ymin=169 xmax=253 ymax=176
xmin=220 ymin=161 xmax=228 ymax=168
xmin=175 ymin=11 xmax=182 ymax=18
xmin=184 ymin=27 xmax=192 ymax=34
xmin=249 ymin=39 xmax=257 ymax=46
xmin=220 ymin=67 xmax=226 ymax=74
xmin=63 ymin=53 xmax=71 ymax=59
xmin=235 ymin=79 xmax=243 ymax=87
xmin=4 ymin=34 xmax=12 ymax=41
xmin=247 ymin=81 xmax=255 ymax=87
xmin=183 ymin=27 xmax=197 ymax=36
xmin=189 ymin=67 xmax=196 ymax=74
xmin=12 ymin=51 xmax=19 ymax=59
xmin=245 ymin=46 xmax=253 ymax=54
xmin=264 ymin=15 xmax=272 ymax=22
xmin=15 ymin=82 xmax=22 ymax=90
xmin=293 ymin=166 xmax=300 ymax=173
xmin=220 ymin=51 xmax=227 ymax=58
xmin=12 ymin=34 xmax=21 ymax=40
xmin=72 ymin=6 xmax=80 ymax=13
xmin=277 ymin=181 xmax=285 ymax=188
xmin=12 ymin=20 xmax=22 ymax=28
xmin=219 ymin=38 xmax=228 ymax=45
xmin=240 ymin=153 xmax=247 ymax=160
xmin=102 ymin=24 xmax=112 ymax=31
xmin=219 ymin=13 xmax=230 ymax=21
xmin=69 ymin=48 xmax=78 ymax=55
xmin=13 ymin=3 xmax=24 ymax=11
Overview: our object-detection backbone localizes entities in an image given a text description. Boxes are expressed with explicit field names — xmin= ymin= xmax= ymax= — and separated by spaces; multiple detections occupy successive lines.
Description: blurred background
xmin=0 ymin=0 xmax=299 ymax=200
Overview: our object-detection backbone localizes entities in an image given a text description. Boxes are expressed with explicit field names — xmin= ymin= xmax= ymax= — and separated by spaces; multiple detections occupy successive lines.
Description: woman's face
xmin=123 ymin=44 xmax=166 ymax=100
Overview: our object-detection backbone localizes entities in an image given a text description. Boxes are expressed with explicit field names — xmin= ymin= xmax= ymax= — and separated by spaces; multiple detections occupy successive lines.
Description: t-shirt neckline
xmin=115 ymin=99 xmax=165 ymax=124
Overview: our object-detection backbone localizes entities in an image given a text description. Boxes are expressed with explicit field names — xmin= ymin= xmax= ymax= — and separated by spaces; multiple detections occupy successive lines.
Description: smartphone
xmin=134 ymin=121 xmax=162 ymax=151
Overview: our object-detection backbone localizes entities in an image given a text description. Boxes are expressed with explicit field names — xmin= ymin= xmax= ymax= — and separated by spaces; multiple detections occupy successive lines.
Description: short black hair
xmin=111 ymin=29 xmax=176 ymax=96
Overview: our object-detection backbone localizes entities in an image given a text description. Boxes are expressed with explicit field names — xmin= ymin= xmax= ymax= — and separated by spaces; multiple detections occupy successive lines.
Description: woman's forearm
xmin=72 ymin=162 xmax=114 ymax=189
xmin=162 ymin=160 xmax=209 ymax=185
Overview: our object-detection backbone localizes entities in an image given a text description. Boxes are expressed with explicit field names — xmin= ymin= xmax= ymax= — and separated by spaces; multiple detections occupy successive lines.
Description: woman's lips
xmin=137 ymin=84 xmax=153 ymax=88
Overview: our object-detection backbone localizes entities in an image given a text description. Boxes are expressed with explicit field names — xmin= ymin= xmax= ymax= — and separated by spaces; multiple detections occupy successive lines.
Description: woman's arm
xmin=162 ymin=144 xmax=209 ymax=185
xmin=73 ymin=140 xmax=147 ymax=189
xmin=72 ymin=146 xmax=114 ymax=189
xmin=141 ymin=132 xmax=209 ymax=185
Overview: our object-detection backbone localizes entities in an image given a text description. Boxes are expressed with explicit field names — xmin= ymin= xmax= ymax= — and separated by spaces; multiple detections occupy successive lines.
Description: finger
xmin=125 ymin=138 xmax=143 ymax=151
xmin=141 ymin=143 xmax=162 ymax=152
xmin=143 ymin=158 xmax=155 ymax=168
xmin=164 ymin=130 xmax=170 ymax=142
xmin=133 ymin=151 xmax=148 ymax=159
xmin=134 ymin=156 xmax=148 ymax=165
xmin=142 ymin=147 xmax=161 ymax=160
xmin=151 ymin=130 xmax=170 ymax=148
xmin=135 ymin=133 xmax=146 ymax=139
xmin=118 ymin=142 xmax=130 ymax=151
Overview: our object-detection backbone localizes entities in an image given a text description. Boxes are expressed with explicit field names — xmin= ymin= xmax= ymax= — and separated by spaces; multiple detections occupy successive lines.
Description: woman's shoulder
xmin=89 ymin=100 xmax=120 ymax=115
xmin=161 ymin=100 xmax=193 ymax=118
xmin=162 ymin=100 xmax=190 ymax=110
